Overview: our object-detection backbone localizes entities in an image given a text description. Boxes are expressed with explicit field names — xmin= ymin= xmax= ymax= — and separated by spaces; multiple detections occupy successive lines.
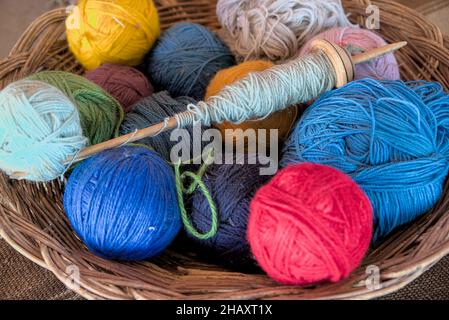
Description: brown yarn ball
xmin=85 ymin=63 xmax=153 ymax=112
xmin=205 ymin=60 xmax=298 ymax=147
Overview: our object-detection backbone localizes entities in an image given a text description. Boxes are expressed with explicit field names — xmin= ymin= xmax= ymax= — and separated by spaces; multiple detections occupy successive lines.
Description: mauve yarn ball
xmin=248 ymin=163 xmax=373 ymax=285
xmin=300 ymin=27 xmax=400 ymax=80
xmin=188 ymin=155 xmax=273 ymax=267
xmin=144 ymin=22 xmax=235 ymax=100
xmin=85 ymin=63 xmax=153 ymax=112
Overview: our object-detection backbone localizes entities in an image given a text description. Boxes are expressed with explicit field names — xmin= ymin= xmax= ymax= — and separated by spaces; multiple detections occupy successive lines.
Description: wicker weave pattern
xmin=1 ymin=0 xmax=449 ymax=299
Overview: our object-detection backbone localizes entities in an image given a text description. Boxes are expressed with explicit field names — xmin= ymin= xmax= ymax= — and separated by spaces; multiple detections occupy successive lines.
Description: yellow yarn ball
xmin=66 ymin=0 xmax=160 ymax=70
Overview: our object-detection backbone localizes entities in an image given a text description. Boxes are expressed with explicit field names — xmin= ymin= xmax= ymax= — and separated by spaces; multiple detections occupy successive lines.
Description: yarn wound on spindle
xmin=63 ymin=146 xmax=181 ymax=261
xmin=205 ymin=60 xmax=298 ymax=145
xmin=0 ymin=80 xmax=87 ymax=181
xmin=66 ymin=0 xmax=160 ymax=70
xmin=28 ymin=71 xmax=124 ymax=145
xmin=174 ymin=49 xmax=336 ymax=128
xmin=85 ymin=63 xmax=153 ymax=112
xmin=144 ymin=22 xmax=235 ymax=100
xmin=282 ymin=78 xmax=449 ymax=240
xmin=300 ymin=27 xmax=400 ymax=80
xmin=120 ymin=91 xmax=205 ymax=162
xmin=186 ymin=153 xmax=273 ymax=267
xmin=216 ymin=0 xmax=353 ymax=62
xmin=248 ymin=163 xmax=372 ymax=285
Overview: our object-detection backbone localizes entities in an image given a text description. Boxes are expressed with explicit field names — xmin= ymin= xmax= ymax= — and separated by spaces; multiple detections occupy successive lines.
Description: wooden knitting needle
xmin=10 ymin=41 xmax=407 ymax=179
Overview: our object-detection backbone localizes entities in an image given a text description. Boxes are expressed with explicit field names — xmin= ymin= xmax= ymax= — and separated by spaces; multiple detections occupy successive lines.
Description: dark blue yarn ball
xmin=144 ymin=22 xmax=235 ymax=100
xmin=63 ymin=146 xmax=181 ymax=261
xmin=188 ymin=155 xmax=273 ymax=267
xmin=120 ymin=91 xmax=208 ymax=163
xmin=282 ymin=78 xmax=449 ymax=240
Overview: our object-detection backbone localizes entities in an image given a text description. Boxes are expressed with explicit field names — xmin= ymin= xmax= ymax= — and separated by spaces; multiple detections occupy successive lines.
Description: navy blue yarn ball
xmin=63 ymin=146 xmax=181 ymax=261
xmin=144 ymin=22 xmax=235 ymax=100
xmin=120 ymin=91 xmax=208 ymax=163
xmin=282 ymin=78 xmax=449 ymax=240
xmin=189 ymin=155 xmax=273 ymax=266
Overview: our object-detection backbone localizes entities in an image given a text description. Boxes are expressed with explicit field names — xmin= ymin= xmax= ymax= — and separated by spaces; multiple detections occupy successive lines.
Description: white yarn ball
xmin=217 ymin=0 xmax=354 ymax=62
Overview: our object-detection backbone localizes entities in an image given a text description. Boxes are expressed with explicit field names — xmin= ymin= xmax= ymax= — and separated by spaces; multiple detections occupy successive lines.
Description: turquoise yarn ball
xmin=144 ymin=22 xmax=235 ymax=100
xmin=63 ymin=146 xmax=181 ymax=261
xmin=282 ymin=78 xmax=449 ymax=240
xmin=0 ymin=80 xmax=87 ymax=181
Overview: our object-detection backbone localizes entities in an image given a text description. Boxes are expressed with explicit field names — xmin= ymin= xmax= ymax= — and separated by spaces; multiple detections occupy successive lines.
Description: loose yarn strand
xmin=175 ymin=161 xmax=218 ymax=240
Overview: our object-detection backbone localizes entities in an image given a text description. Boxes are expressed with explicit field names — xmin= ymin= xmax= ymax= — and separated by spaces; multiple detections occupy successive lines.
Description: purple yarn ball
xmin=188 ymin=156 xmax=273 ymax=267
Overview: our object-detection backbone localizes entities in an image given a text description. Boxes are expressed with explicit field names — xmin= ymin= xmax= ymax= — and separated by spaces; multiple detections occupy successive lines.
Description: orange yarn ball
xmin=205 ymin=60 xmax=298 ymax=146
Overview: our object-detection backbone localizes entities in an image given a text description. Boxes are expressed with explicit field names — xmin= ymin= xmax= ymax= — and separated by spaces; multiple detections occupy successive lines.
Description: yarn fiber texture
xmin=0 ymin=80 xmax=87 ymax=182
xmin=247 ymin=163 xmax=373 ymax=285
xmin=28 ymin=71 xmax=124 ymax=145
xmin=63 ymin=146 xmax=181 ymax=261
xmin=175 ymin=50 xmax=336 ymax=128
xmin=282 ymin=78 xmax=449 ymax=240
xmin=66 ymin=0 xmax=160 ymax=70
xmin=300 ymin=27 xmax=400 ymax=80
xmin=188 ymin=155 xmax=272 ymax=267
xmin=205 ymin=60 xmax=298 ymax=144
xmin=216 ymin=0 xmax=353 ymax=62
xmin=85 ymin=63 xmax=153 ymax=112
xmin=120 ymin=91 xmax=203 ymax=162
xmin=144 ymin=22 xmax=235 ymax=100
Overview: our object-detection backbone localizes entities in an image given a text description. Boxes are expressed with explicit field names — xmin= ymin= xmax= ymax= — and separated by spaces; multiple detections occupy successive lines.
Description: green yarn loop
xmin=27 ymin=71 xmax=124 ymax=145
xmin=175 ymin=161 xmax=218 ymax=240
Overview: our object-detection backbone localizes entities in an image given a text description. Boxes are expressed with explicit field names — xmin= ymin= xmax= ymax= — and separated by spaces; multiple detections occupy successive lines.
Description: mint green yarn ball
xmin=0 ymin=80 xmax=87 ymax=181
xmin=27 ymin=71 xmax=124 ymax=145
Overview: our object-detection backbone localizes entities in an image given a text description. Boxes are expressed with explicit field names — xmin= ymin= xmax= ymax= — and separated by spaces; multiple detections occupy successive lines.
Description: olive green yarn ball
xmin=28 ymin=71 xmax=124 ymax=145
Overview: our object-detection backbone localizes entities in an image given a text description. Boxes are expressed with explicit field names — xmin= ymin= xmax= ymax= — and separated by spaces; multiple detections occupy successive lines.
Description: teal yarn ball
xmin=63 ymin=146 xmax=181 ymax=261
xmin=0 ymin=80 xmax=87 ymax=181
xmin=144 ymin=22 xmax=235 ymax=100
xmin=282 ymin=78 xmax=449 ymax=240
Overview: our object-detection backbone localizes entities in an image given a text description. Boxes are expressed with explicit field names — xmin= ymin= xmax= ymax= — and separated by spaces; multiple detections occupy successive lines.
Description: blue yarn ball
xmin=144 ymin=22 xmax=235 ymax=100
xmin=63 ymin=146 xmax=181 ymax=260
xmin=282 ymin=78 xmax=449 ymax=240
xmin=120 ymin=91 xmax=208 ymax=163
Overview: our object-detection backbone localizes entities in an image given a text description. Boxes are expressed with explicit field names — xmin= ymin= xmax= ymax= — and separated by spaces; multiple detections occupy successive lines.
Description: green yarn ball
xmin=27 ymin=71 xmax=124 ymax=145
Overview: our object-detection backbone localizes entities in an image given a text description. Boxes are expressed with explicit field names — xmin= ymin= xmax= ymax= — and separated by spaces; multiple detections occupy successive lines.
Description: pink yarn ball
xmin=300 ymin=27 xmax=400 ymax=81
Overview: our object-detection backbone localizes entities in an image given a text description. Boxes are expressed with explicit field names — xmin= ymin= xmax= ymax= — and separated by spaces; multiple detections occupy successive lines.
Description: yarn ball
xmin=144 ymin=22 xmax=235 ymax=100
xmin=217 ymin=0 xmax=353 ymax=62
xmin=66 ymin=0 xmax=160 ymax=70
xmin=28 ymin=71 xmax=124 ymax=145
xmin=205 ymin=60 xmax=298 ymax=145
xmin=64 ymin=146 xmax=181 ymax=261
xmin=188 ymin=154 xmax=273 ymax=267
xmin=120 ymin=91 xmax=205 ymax=162
xmin=248 ymin=163 xmax=373 ymax=285
xmin=0 ymin=80 xmax=87 ymax=182
xmin=282 ymin=78 xmax=449 ymax=240
xmin=85 ymin=63 xmax=153 ymax=112
xmin=300 ymin=27 xmax=400 ymax=81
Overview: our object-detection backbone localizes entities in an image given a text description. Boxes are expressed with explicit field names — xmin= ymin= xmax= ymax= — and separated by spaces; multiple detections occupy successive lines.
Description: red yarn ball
xmin=247 ymin=163 xmax=372 ymax=285
xmin=85 ymin=63 xmax=153 ymax=112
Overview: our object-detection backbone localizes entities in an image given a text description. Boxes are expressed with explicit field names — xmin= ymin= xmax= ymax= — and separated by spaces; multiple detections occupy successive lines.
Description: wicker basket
xmin=1 ymin=0 xmax=449 ymax=300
